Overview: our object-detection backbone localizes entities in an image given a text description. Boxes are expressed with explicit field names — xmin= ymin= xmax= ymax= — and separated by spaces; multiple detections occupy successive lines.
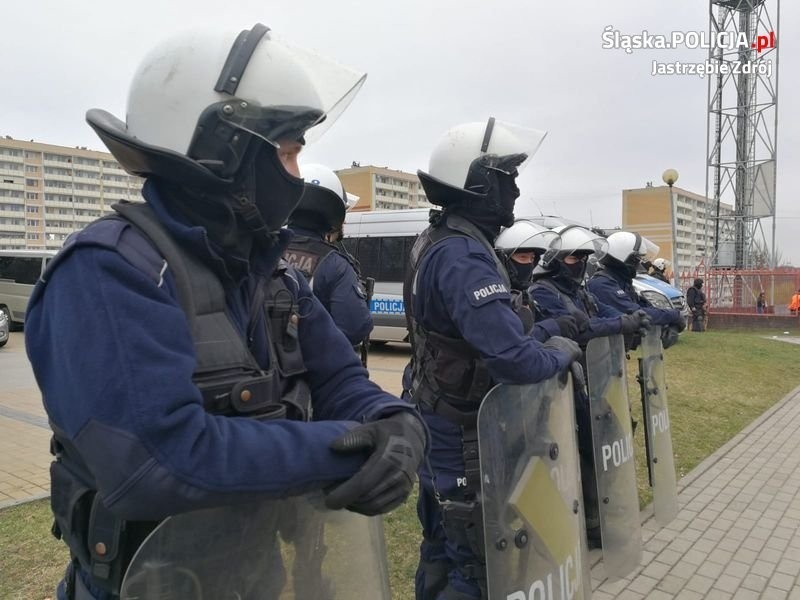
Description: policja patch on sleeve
xmin=467 ymin=279 xmax=511 ymax=307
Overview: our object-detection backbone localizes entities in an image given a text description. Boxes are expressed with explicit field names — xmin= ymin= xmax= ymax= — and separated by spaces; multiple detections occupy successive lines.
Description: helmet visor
xmin=521 ymin=230 xmax=561 ymax=265
xmin=216 ymin=34 xmax=366 ymax=148
xmin=545 ymin=226 xmax=608 ymax=267
xmin=476 ymin=119 xmax=547 ymax=176
xmin=638 ymin=237 xmax=660 ymax=263
xmin=344 ymin=192 xmax=360 ymax=210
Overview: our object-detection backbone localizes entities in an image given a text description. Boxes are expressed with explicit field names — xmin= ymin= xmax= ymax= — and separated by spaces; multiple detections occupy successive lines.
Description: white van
xmin=342 ymin=209 xmax=430 ymax=342
xmin=0 ymin=249 xmax=56 ymax=328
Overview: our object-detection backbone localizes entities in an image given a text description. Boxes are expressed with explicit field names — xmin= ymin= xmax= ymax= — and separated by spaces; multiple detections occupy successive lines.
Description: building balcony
xmin=0 ymin=224 xmax=26 ymax=233
xmin=43 ymin=158 xmax=74 ymax=168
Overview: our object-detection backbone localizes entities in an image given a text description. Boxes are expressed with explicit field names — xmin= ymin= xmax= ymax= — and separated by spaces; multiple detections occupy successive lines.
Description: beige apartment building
xmin=622 ymin=185 xmax=733 ymax=277
xmin=0 ymin=137 xmax=143 ymax=250
xmin=336 ymin=164 xmax=431 ymax=211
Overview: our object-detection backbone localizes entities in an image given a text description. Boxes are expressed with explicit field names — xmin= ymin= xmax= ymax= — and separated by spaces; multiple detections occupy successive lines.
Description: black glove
xmin=325 ymin=412 xmax=426 ymax=516
xmin=571 ymin=310 xmax=590 ymax=333
xmin=542 ymin=335 xmax=583 ymax=365
xmin=619 ymin=310 xmax=651 ymax=335
xmin=675 ymin=314 xmax=687 ymax=332
xmin=555 ymin=315 xmax=579 ymax=340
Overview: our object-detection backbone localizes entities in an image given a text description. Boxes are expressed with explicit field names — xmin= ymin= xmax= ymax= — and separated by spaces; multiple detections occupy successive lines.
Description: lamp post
xmin=662 ymin=169 xmax=680 ymax=291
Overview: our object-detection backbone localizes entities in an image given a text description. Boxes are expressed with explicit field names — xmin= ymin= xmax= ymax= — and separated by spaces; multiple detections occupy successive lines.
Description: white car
xmin=0 ymin=309 xmax=8 ymax=348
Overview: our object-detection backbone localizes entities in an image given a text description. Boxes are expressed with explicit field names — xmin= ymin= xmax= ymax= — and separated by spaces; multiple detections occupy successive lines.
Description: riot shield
xmin=639 ymin=327 xmax=679 ymax=526
xmin=120 ymin=492 xmax=390 ymax=600
xmin=478 ymin=377 xmax=592 ymax=600
xmin=586 ymin=335 xmax=642 ymax=578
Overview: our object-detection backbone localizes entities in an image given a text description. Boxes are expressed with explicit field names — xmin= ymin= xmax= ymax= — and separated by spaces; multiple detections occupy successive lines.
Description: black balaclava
xmin=601 ymin=254 xmax=639 ymax=280
xmin=160 ymin=142 xmax=305 ymax=259
xmin=499 ymin=254 xmax=537 ymax=291
xmin=420 ymin=154 xmax=524 ymax=243
xmin=446 ymin=169 xmax=521 ymax=241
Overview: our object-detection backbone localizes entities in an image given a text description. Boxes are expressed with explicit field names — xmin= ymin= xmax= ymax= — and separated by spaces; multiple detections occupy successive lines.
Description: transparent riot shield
xmin=478 ymin=377 xmax=592 ymax=600
xmin=120 ymin=491 xmax=390 ymax=600
xmin=639 ymin=326 xmax=679 ymax=526
xmin=586 ymin=335 xmax=642 ymax=578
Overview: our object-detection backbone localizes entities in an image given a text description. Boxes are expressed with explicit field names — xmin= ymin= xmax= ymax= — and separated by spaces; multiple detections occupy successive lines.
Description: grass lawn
xmin=2 ymin=329 xmax=799 ymax=599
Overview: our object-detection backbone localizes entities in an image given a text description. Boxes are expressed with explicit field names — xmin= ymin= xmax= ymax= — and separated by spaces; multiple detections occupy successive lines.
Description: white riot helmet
xmin=86 ymin=24 xmax=366 ymax=231
xmin=537 ymin=225 xmax=608 ymax=283
xmin=652 ymin=258 xmax=670 ymax=272
xmin=290 ymin=163 xmax=359 ymax=231
xmin=541 ymin=225 xmax=609 ymax=267
xmin=495 ymin=219 xmax=559 ymax=289
xmin=417 ymin=118 xmax=547 ymax=228
xmin=602 ymin=231 xmax=660 ymax=276
xmin=495 ymin=220 xmax=561 ymax=264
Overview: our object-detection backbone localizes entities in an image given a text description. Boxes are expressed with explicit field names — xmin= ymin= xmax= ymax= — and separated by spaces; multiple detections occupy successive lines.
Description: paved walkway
xmin=591 ymin=383 xmax=800 ymax=599
xmin=0 ymin=332 xmax=50 ymax=508
xmin=3 ymin=331 xmax=800 ymax=598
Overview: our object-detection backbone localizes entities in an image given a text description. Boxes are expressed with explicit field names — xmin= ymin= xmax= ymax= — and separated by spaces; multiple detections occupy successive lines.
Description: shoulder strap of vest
xmin=111 ymin=201 xmax=261 ymax=376
xmin=533 ymin=278 xmax=588 ymax=319
xmin=444 ymin=214 xmax=511 ymax=288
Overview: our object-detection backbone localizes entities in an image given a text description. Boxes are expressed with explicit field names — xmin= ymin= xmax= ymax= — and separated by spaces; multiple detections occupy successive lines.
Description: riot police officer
xmin=650 ymin=257 xmax=671 ymax=283
xmin=493 ymin=219 xmax=580 ymax=341
xmin=527 ymin=225 xmax=650 ymax=546
xmin=403 ymin=118 xmax=582 ymax=600
xmin=587 ymin=231 xmax=685 ymax=349
xmin=285 ymin=163 xmax=373 ymax=346
xmin=25 ymin=24 xmax=426 ymax=600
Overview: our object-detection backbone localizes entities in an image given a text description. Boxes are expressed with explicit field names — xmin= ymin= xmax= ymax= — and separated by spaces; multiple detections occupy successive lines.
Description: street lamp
xmin=662 ymin=169 xmax=680 ymax=291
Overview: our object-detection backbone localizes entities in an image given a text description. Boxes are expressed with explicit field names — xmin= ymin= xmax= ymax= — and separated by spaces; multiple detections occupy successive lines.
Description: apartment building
xmin=622 ymin=185 xmax=734 ymax=276
xmin=336 ymin=164 xmax=431 ymax=211
xmin=0 ymin=137 xmax=143 ymax=250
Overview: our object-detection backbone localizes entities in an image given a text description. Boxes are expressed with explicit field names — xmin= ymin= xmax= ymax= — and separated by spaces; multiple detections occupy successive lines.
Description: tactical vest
xmin=283 ymin=234 xmax=338 ymax=283
xmin=531 ymin=277 xmax=600 ymax=321
xmin=590 ymin=269 xmax=642 ymax=351
xmin=47 ymin=201 xmax=310 ymax=598
xmin=403 ymin=214 xmax=511 ymax=426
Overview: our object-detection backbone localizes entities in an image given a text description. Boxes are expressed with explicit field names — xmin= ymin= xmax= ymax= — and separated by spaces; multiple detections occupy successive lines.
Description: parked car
xmin=0 ymin=309 xmax=8 ymax=348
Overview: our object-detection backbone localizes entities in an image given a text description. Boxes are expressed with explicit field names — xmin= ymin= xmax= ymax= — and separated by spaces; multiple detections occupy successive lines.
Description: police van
xmin=342 ymin=210 xmax=688 ymax=342
xmin=0 ymin=249 xmax=56 ymax=328
xmin=342 ymin=209 xmax=429 ymax=342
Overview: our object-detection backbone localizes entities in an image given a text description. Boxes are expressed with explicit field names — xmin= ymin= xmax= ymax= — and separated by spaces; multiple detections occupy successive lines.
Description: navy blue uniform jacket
xmin=587 ymin=267 xmax=682 ymax=327
xmin=25 ymin=179 xmax=417 ymax=522
xmin=409 ymin=234 xmax=571 ymax=384
xmin=288 ymin=227 xmax=373 ymax=346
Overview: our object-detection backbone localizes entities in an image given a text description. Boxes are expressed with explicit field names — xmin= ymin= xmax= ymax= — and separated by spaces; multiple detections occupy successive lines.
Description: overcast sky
xmin=3 ymin=1 xmax=797 ymax=263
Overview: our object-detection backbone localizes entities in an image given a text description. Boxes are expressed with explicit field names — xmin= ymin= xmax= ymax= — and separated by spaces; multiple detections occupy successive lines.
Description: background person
xmin=493 ymin=219 xmax=580 ymax=342
xmin=788 ymin=289 xmax=800 ymax=316
xmin=587 ymin=231 xmax=685 ymax=349
xmin=686 ymin=278 xmax=707 ymax=332
xmin=649 ymin=257 xmax=671 ymax=283
xmin=285 ymin=163 xmax=373 ymax=347
xmin=757 ymin=291 xmax=766 ymax=314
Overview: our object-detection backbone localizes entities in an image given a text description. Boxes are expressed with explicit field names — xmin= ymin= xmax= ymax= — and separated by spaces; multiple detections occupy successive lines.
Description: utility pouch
xmin=50 ymin=461 xmax=95 ymax=569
